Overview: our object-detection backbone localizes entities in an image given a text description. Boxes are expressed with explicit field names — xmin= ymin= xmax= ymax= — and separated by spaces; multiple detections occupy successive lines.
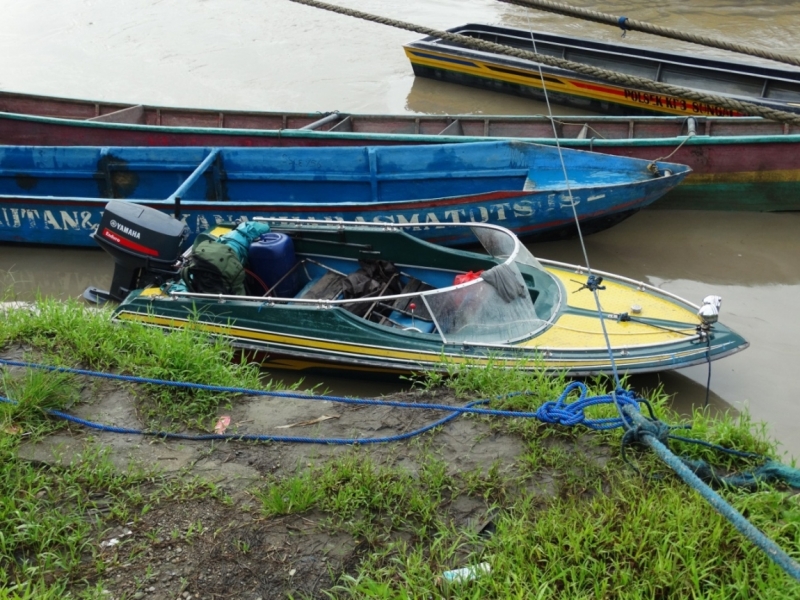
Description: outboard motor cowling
xmin=85 ymin=201 xmax=189 ymax=303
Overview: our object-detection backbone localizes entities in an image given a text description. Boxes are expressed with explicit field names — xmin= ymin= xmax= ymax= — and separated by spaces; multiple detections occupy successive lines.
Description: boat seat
xmin=295 ymin=272 xmax=346 ymax=300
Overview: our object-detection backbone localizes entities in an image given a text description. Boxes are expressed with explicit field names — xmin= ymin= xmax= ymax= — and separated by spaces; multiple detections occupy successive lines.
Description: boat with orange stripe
xmin=404 ymin=23 xmax=800 ymax=118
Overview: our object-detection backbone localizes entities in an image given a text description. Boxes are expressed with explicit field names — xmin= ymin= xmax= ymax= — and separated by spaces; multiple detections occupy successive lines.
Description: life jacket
xmin=181 ymin=239 xmax=246 ymax=296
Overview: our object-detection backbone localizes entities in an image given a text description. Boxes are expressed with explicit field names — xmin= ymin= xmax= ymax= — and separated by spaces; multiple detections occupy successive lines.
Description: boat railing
xmin=165 ymin=280 xmax=547 ymax=345
xmin=260 ymin=216 xmax=526 ymax=261
xmin=166 ymin=278 xmax=484 ymax=306
xmin=538 ymin=258 xmax=701 ymax=309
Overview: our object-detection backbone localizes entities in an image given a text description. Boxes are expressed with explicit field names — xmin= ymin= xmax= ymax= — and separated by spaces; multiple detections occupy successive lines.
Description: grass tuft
xmin=0 ymin=298 xmax=298 ymax=428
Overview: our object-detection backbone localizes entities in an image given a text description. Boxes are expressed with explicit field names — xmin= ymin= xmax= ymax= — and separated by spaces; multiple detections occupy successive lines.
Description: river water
xmin=1 ymin=0 xmax=798 ymax=458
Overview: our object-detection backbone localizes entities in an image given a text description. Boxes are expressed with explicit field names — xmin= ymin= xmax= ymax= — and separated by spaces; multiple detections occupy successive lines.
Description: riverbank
xmin=1 ymin=299 xmax=798 ymax=598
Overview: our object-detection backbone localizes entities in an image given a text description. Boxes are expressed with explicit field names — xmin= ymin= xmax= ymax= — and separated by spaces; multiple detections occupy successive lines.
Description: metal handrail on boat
xmin=538 ymin=258 xmax=702 ymax=310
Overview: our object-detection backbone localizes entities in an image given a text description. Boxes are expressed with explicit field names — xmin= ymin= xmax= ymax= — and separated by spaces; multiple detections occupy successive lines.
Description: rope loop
xmin=622 ymin=418 xmax=672 ymax=447
xmin=534 ymin=382 xmax=641 ymax=430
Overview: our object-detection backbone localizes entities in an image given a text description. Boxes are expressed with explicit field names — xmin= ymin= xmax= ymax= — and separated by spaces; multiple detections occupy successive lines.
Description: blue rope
xmin=0 ymin=393 xmax=484 ymax=445
xmin=2 ymin=357 xmax=799 ymax=580
xmin=622 ymin=406 xmax=800 ymax=582
xmin=0 ymin=358 xmax=635 ymax=431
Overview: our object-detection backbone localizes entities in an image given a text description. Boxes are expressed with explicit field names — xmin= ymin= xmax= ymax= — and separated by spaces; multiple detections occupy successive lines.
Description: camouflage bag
xmin=181 ymin=239 xmax=246 ymax=296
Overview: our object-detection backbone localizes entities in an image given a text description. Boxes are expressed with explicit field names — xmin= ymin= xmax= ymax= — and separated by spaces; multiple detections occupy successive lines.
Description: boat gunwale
xmin=411 ymin=23 xmax=800 ymax=83
xmin=227 ymin=336 xmax=749 ymax=375
xmin=117 ymin=305 xmax=709 ymax=355
xmin=3 ymin=110 xmax=799 ymax=146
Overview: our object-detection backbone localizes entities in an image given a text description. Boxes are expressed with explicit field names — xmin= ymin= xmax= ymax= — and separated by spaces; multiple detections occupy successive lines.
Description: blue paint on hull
xmin=0 ymin=142 xmax=689 ymax=247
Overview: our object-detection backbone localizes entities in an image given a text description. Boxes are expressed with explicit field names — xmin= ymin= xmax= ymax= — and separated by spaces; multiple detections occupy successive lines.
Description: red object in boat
xmin=454 ymin=271 xmax=483 ymax=285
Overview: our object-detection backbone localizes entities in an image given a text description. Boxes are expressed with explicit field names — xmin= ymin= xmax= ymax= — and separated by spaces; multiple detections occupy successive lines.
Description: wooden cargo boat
xmin=404 ymin=23 xmax=800 ymax=118
xmin=0 ymin=90 xmax=797 ymax=211
xmin=105 ymin=214 xmax=748 ymax=376
xmin=0 ymin=141 xmax=688 ymax=247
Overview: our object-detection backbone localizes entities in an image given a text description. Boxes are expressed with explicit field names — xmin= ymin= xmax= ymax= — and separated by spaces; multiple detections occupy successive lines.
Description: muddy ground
xmin=6 ymin=343 xmax=587 ymax=599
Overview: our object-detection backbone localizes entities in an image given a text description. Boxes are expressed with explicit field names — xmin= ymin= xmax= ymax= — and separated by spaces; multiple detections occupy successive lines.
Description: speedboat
xmin=94 ymin=201 xmax=748 ymax=375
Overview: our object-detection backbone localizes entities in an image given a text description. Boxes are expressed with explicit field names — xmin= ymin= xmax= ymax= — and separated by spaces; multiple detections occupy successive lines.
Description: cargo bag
xmin=181 ymin=240 xmax=246 ymax=296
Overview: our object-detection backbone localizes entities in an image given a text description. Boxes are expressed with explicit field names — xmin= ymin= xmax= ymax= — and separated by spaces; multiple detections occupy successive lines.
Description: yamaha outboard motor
xmin=84 ymin=200 xmax=189 ymax=303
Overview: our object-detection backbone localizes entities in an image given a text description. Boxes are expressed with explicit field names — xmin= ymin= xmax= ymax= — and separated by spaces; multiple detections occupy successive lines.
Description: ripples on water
xmin=0 ymin=0 xmax=798 ymax=112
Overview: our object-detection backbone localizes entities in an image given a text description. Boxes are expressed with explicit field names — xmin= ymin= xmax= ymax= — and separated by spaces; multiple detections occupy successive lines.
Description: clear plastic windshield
xmin=470 ymin=225 xmax=544 ymax=270
xmin=423 ymin=261 xmax=546 ymax=344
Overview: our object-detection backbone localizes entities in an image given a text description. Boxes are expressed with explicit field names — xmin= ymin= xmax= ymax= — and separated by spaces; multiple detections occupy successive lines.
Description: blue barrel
xmin=247 ymin=232 xmax=298 ymax=297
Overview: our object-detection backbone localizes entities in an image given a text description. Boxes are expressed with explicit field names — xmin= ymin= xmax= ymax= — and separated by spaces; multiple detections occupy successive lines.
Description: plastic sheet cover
xmin=424 ymin=274 xmax=543 ymax=344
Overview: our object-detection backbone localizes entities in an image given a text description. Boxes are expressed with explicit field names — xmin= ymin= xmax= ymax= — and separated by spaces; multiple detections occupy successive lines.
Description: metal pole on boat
xmin=300 ymin=111 xmax=342 ymax=130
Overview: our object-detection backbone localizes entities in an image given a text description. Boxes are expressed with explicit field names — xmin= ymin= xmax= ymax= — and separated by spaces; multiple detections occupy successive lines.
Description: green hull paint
xmin=653 ymin=181 xmax=800 ymax=211
xmin=111 ymin=220 xmax=748 ymax=376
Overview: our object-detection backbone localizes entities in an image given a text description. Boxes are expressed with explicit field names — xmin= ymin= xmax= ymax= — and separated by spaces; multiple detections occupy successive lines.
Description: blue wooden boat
xmin=0 ymin=141 xmax=689 ymax=248
xmin=1 ymin=89 xmax=796 ymax=211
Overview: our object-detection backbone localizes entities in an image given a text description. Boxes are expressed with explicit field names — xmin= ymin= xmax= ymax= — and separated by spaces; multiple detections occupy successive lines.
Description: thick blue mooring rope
xmin=622 ymin=407 xmax=800 ymax=581
xmin=1 ymin=356 xmax=799 ymax=581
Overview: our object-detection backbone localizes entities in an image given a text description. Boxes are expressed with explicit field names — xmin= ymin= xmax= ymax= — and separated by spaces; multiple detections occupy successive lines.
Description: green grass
xmin=264 ymin=362 xmax=800 ymax=598
xmin=0 ymin=299 xmax=283 ymax=596
xmin=2 ymin=301 xmax=799 ymax=598
xmin=0 ymin=431 xmax=151 ymax=593
xmin=0 ymin=297 xmax=300 ymax=428
xmin=1 ymin=367 xmax=79 ymax=438
xmin=266 ymin=449 xmax=798 ymax=598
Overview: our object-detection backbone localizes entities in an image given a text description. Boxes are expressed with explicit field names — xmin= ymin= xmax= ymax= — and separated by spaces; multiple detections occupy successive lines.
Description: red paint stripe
xmin=101 ymin=227 xmax=159 ymax=256
xmin=570 ymin=81 xmax=627 ymax=97
xmin=211 ymin=191 xmax=532 ymax=214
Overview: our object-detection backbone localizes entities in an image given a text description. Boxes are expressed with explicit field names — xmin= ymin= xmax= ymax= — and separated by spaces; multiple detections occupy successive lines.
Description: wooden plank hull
xmin=0 ymin=142 xmax=687 ymax=247
xmin=1 ymin=91 xmax=799 ymax=211
xmin=404 ymin=23 xmax=800 ymax=118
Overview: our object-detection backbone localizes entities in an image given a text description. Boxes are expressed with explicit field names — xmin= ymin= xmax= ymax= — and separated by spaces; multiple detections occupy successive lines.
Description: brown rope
xmin=500 ymin=0 xmax=800 ymax=69
xmin=287 ymin=0 xmax=800 ymax=127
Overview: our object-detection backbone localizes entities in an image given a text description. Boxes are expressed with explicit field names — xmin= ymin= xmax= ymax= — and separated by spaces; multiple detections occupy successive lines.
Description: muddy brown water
xmin=1 ymin=0 xmax=799 ymax=459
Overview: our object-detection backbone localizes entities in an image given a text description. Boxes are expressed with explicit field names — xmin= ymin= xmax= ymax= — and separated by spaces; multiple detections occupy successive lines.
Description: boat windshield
xmin=418 ymin=225 xmax=551 ymax=344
